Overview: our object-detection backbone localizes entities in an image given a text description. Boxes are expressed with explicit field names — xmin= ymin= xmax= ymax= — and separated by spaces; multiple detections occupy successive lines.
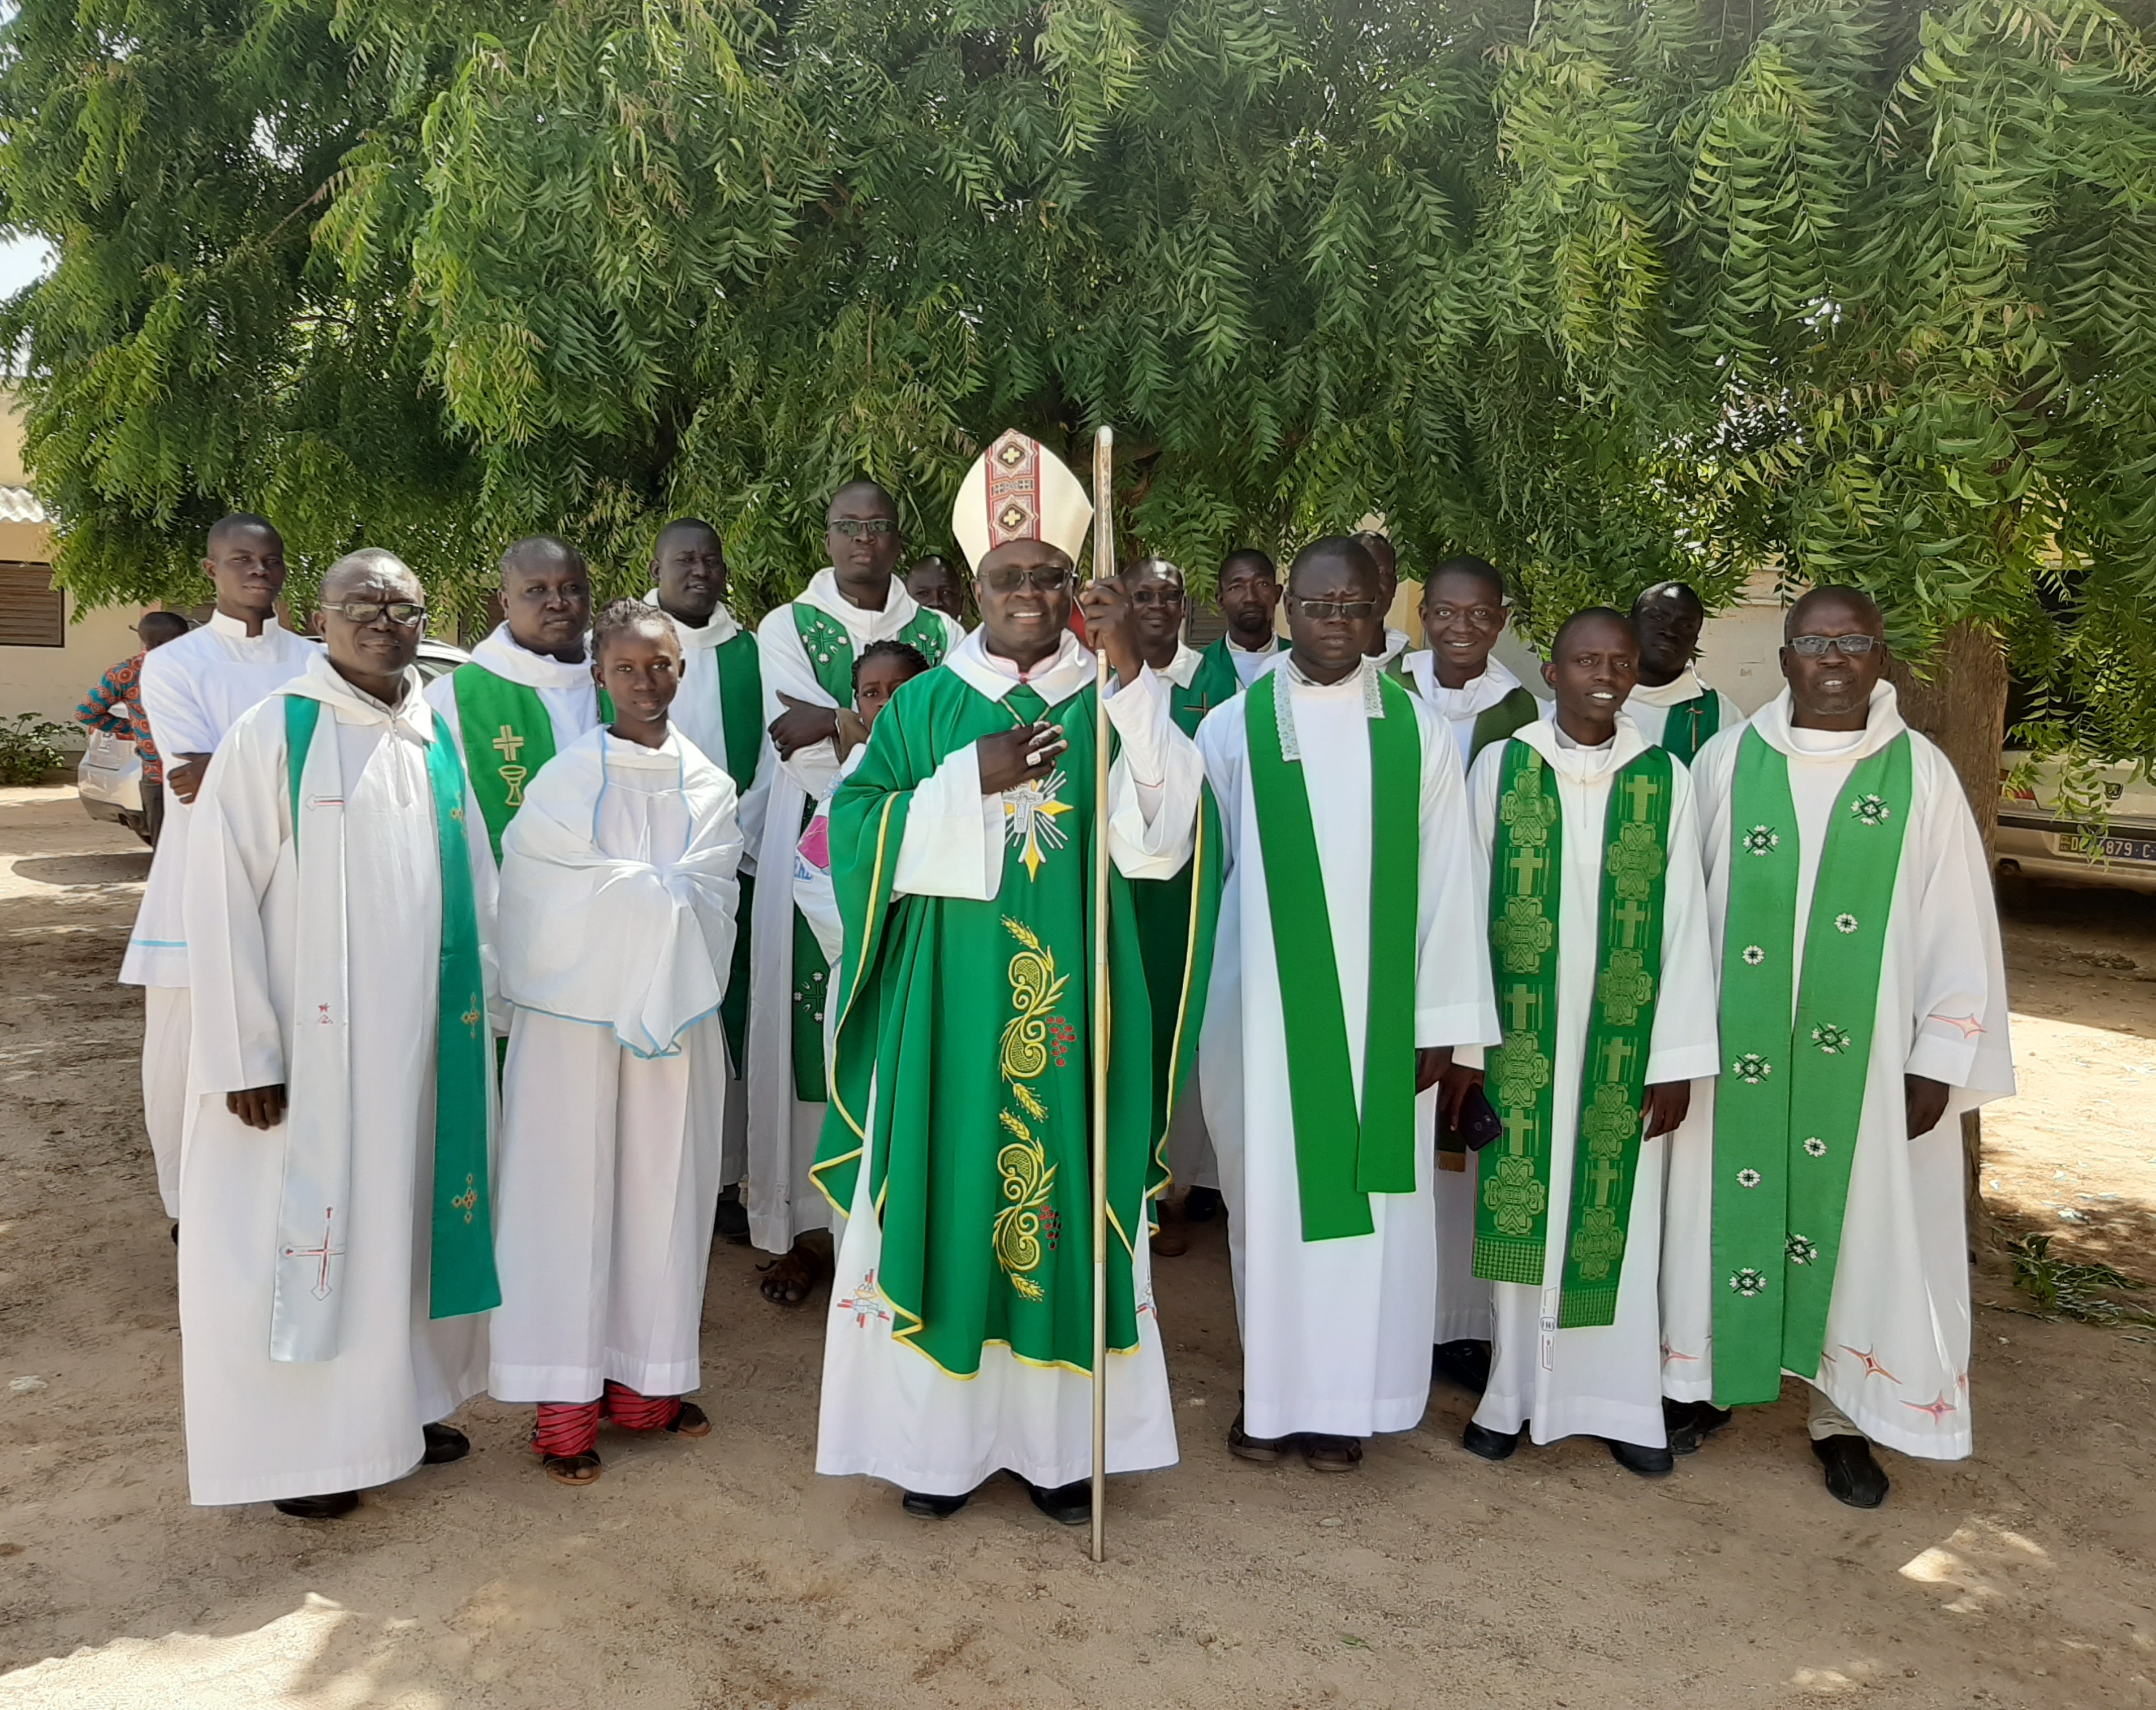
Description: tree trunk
xmin=1887 ymin=619 xmax=2010 ymax=1236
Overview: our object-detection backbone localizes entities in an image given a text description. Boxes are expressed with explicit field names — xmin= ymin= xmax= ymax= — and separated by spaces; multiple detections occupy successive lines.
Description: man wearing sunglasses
xmin=812 ymin=429 xmax=1211 ymax=1527
xmin=1623 ymin=581 xmax=1743 ymax=765
xmin=1196 ymin=536 xmax=1497 ymax=1475
xmin=177 ymin=550 xmax=496 ymax=1521
xmin=125 ymin=514 xmax=319 ymax=1231
xmin=1661 ymin=586 xmax=2014 ymax=1509
xmin=745 ymin=481 xmax=965 ymax=1310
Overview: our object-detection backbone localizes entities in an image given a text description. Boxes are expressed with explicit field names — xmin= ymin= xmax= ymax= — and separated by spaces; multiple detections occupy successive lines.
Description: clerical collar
xmin=1628 ymin=666 xmax=1711 ymax=708
xmin=1551 ymin=720 xmax=1616 ymax=753
xmin=1405 ymin=650 xmax=1523 ymax=715
xmin=472 ymin=623 xmax=596 ymax=689
xmin=1226 ymin=633 xmax=1279 ymax=656
xmin=641 ymin=589 xmax=740 ymax=649
xmin=1752 ymin=681 xmax=1904 ymax=763
xmin=946 ymin=625 xmax=1099 ymax=707
xmin=208 ymin=609 xmax=280 ymax=641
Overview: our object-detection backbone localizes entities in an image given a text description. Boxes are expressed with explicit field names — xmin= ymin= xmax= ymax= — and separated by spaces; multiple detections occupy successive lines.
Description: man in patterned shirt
xmin=77 ymin=611 xmax=190 ymax=844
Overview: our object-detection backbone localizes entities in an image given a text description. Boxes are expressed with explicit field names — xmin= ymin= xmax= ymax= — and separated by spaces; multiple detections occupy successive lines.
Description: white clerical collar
xmin=208 ymin=609 xmax=284 ymax=644
xmin=945 ymin=625 xmax=1099 ymax=708
xmin=1404 ymin=650 xmax=1522 ymax=716
xmin=290 ymin=652 xmax=432 ymax=739
xmin=1750 ymin=681 xmax=1904 ymax=762
xmin=1628 ymin=666 xmax=1714 ymax=709
xmin=1514 ymin=707 xmax=1648 ymax=780
xmin=471 ymin=623 xmax=596 ymax=689
xmin=796 ymin=567 xmax=920 ymax=638
xmin=1368 ymin=627 xmax=1411 ymax=667
xmin=1159 ymin=642 xmax=1204 ymax=688
xmin=641 ymin=589 xmax=740 ymax=649
xmin=1226 ymin=633 xmax=1280 ymax=657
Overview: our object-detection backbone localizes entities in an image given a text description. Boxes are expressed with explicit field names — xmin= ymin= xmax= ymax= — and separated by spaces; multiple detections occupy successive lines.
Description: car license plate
xmin=2095 ymin=836 xmax=2156 ymax=864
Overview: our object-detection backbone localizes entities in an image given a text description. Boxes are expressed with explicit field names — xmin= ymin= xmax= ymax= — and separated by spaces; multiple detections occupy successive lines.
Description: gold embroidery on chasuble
xmin=491 ymin=724 xmax=529 ymax=807
xmin=994 ymin=918 xmax=1067 ymax=1301
xmin=1004 ymin=768 xmax=1073 ymax=881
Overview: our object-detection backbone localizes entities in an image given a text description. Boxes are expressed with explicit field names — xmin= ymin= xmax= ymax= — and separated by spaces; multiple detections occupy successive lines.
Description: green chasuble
xmin=1656 ymin=692 xmax=1722 ymax=766
xmin=1475 ymin=739 xmax=1674 ymax=1328
xmin=284 ymin=696 xmax=499 ymax=1320
xmin=696 ymin=627 xmax=765 ymax=1081
xmin=1710 ymin=728 xmax=1912 ymax=1406
xmin=1178 ymin=635 xmax=1285 ymax=734
xmin=813 ymin=669 xmax=1220 ymax=1378
xmin=450 ymin=666 xmax=613 ymax=860
xmin=1468 ymin=686 xmax=1543 ymax=765
xmin=786 ymin=601 xmax=955 ymax=1102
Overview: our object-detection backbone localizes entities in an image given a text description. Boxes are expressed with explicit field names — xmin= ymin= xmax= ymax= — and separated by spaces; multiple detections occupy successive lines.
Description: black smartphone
xmin=1455 ymin=1082 xmax=1503 ymax=1151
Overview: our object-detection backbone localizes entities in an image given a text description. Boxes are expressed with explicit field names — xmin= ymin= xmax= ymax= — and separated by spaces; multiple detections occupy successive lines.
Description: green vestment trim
xmin=1710 ymin=729 xmax=1912 ymax=1405
xmin=791 ymin=905 xmax=830 ymax=1102
xmin=1657 ymin=691 xmax=1722 ymax=766
xmin=285 ymin=695 xmax=500 ymax=1320
xmin=812 ymin=669 xmax=1219 ymax=1376
xmin=1468 ymin=686 xmax=1543 ymax=765
xmin=1475 ymin=739 xmax=1672 ymax=1327
xmin=1244 ymin=669 xmax=1421 ymax=1242
xmin=449 ymin=666 xmax=610 ymax=859
xmin=792 ymin=602 xmax=953 ymax=704
xmin=1179 ymin=636 xmax=1283 ymax=734
xmin=712 ymin=628 xmax=765 ymax=793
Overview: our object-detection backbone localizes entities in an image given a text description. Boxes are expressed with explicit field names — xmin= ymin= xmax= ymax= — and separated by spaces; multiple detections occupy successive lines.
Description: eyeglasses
xmin=324 ymin=600 xmax=427 ymax=629
xmin=829 ymin=517 xmax=898 ymax=539
xmin=1787 ymin=634 xmax=1881 ymax=658
xmin=981 ymin=564 xmax=1072 ymax=594
xmin=1125 ymin=585 xmax=1184 ymax=607
xmin=1290 ymin=597 xmax=1379 ymax=622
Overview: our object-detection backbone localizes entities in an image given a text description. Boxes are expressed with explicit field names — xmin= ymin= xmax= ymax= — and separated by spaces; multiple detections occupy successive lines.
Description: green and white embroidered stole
xmin=1710 ymin=728 xmax=1912 ymax=1406
xmin=1245 ymin=667 xmax=1420 ymax=1241
xmin=792 ymin=602 xmax=952 ymax=704
xmin=281 ymin=694 xmax=498 ymax=1357
xmin=1657 ymin=692 xmax=1722 ymax=766
xmin=451 ymin=666 xmax=613 ymax=860
xmin=1475 ymin=739 xmax=1673 ymax=1327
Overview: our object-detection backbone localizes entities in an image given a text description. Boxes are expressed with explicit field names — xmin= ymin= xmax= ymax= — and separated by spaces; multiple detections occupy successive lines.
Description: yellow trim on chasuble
xmin=994 ymin=918 xmax=1066 ymax=1302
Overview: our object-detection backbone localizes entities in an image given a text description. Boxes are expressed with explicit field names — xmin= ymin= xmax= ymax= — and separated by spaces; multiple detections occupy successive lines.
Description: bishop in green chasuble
xmin=1194 ymin=537 xmax=1498 ymax=1456
xmin=813 ymin=430 xmax=1213 ymax=1512
xmin=1459 ymin=610 xmax=1719 ymax=1470
xmin=1659 ymin=589 xmax=2013 ymax=1491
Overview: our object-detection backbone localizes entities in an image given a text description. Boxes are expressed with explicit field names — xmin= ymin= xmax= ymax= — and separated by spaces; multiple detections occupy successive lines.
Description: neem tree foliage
xmin=2 ymin=0 xmax=2154 ymax=762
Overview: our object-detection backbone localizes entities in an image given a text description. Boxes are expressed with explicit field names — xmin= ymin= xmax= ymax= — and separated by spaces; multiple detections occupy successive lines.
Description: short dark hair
xmin=137 ymin=610 xmax=190 ymax=641
xmin=1220 ymin=548 xmax=1277 ymax=582
xmin=1551 ymin=606 xmax=1637 ymax=654
xmin=1287 ymin=536 xmax=1380 ymax=597
xmin=206 ymin=512 xmax=279 ymax=552
xmin=655 ymin=517 xmax=722 ymax=555
xmin=1631 ymin=580 xmax=1704 ymax=619
xmin=500 ymin=534 xmax=585 ymax=580
xmin=1424 ymin=555 xmax=1507 ymax=606
xmin=854 ymin=638 xmax=931 ymax=692
xmin=1784 ymin=584 xmax=1883 ymax=641
xmin=592 ymin=597 xmax=678 ymax=658
xmin=827 ymin=478 xmax=898 ymax=519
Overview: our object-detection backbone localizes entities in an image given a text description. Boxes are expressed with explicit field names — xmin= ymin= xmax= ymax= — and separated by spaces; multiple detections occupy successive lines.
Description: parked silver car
xmin=1997 ymin=752 xmax=2156 ymax=893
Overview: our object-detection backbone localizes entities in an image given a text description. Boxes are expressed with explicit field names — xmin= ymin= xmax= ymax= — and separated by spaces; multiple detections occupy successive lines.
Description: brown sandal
xmin=757 ymin=1240 xmax=834 ymax=1306
xmin=1302 ymin=1434 xmax=1364 ymax=1473
xmin=542 ymin=1450 xmax=603 ymax=1486
xmin=669 ymin=1401 xmax=712 ymax=1439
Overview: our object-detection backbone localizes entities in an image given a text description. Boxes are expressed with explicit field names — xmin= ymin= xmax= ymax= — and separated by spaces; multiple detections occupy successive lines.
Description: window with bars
xmin=0 ymin=562 xmax=62 ymax=647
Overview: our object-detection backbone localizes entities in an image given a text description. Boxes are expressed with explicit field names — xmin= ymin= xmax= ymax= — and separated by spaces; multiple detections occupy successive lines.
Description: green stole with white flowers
xmin=1710 ymin=728 xmax=1912 ymax=1405
xmin=1475 ymin=739 xmax=1672 ymax=1328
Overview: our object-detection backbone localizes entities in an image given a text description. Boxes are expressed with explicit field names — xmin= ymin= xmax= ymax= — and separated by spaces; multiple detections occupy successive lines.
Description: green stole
xmin=284 ymin=696 xmax=499 ymax=1321
xmin=1657 ymin=690 xmax=1722 ymax=766
xmin=1180 ymin=635 xmax=1283 ymax=732
xmin=705 ymin=627 xmax=765 ymax=794
xmin=451 ymin=665 xmax=611 ymax=860
xmin=1245 ymin=668 xmax=1421 ymax=1241
xmin=788 ymin=601 xmax=954 ymax=1102
xmin=1467 ymin=685 xmax=1543 ymax=765
xmin=1476 ymin=738 xmax=1674 ymax=1327
xmin=1710 ymin=728 xmax=1912 ymax=1405
xmin=813 ymin=668 xmax=1218 ymax=1375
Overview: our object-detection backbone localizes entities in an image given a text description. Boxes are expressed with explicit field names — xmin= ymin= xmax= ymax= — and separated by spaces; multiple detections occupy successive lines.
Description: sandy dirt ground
xmin=0 ymin=784 xmax=2151 ymax=1710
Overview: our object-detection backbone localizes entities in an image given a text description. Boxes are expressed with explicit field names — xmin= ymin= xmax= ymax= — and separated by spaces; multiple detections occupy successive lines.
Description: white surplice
xmin=1462 ymin=714 xmax=1719 ymax=1451
xmin=1399 ymin=651 xmax=1551 ymax=1342
xmin=1659 ymin=685 xmax=2014 ymax=1459
xmin=125 ymin=613 xmax=318 ymax=1217
xmin=178 ymin=655 xmax=488 ymax=1505
xmin=1623 ymin=667 xmax=1744 ymax=750
xmin=745 ymin=571 xmax=964 ymax=1255
xmin=817 ymin=630 xmax=1201 ymax=1495
xmin=489 ymin=726 xmax=742 ymax=1404
xmin=1196 ymin=661 xmax=1499 ymax=1441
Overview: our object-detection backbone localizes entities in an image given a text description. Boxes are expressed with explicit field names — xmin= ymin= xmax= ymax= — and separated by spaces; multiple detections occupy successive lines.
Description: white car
xmin=1997 ymin=752 xmax=2156 ymax=893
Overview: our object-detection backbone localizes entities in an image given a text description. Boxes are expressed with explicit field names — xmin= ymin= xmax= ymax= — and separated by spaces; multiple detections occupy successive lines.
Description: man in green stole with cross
xmin=179 ymin=551 xmax=497 ymax=1518
xmin=1181 ymin=548 xmax=1289 ymax=714
xmin=645 ymin=517 xmax=770 ymax=1247
xmin=1659 ymin=588 xmax=2013 ymax=1508
xmin=813 ymin=429 xmax=1213 ymax=1526
xmin=746 ymin=481 xmax=965 ymax=1307
xmin=1398 ymin=553 xmax=1549 ymax=1395
xmin=1456 ymin=608 xmax=1718 ymax=1478
xmin=1194 ymin=538 xmax=1495 ymax=1472
xmin=425 ymin=534 xmax=603 ymax=973
xmin=1623 ymin=581 xmax=1743 ymax=765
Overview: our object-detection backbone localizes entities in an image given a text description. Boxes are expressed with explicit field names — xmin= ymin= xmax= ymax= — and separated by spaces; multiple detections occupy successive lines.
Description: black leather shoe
xmin=1431 ymin=1338 xmax=1493 ymax=1394
xmin=900 ymin=1489 xmax=970 ymax=1519
xmin=1461 ymin=1420 xmax=1520 ymax=1462
xmin=1015 ymin=1473 xmax=1092 ymax=1526
xmin=1813 ymin=1435 xmax=1889 ymax=1508
xmin=273 ymin=1490 xmax=360 ymax=1519
xmin=1663 ymin=1398 xmax=1733 ymax=1457
xmin=421 ymin=1423 xmax=470 ymax=1465
xmin=714 ymin=1188 xmax=750 ymax=1246
xmin=1606 ymin=1437 xmax=1675 ymax=1478
xmin=1185 ymin=1186 xmax=1223 ymax=1224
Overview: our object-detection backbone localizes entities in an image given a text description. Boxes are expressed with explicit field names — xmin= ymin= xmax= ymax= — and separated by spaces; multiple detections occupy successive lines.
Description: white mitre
xmin=952 ymin=429 xmax=1094 ymax=570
